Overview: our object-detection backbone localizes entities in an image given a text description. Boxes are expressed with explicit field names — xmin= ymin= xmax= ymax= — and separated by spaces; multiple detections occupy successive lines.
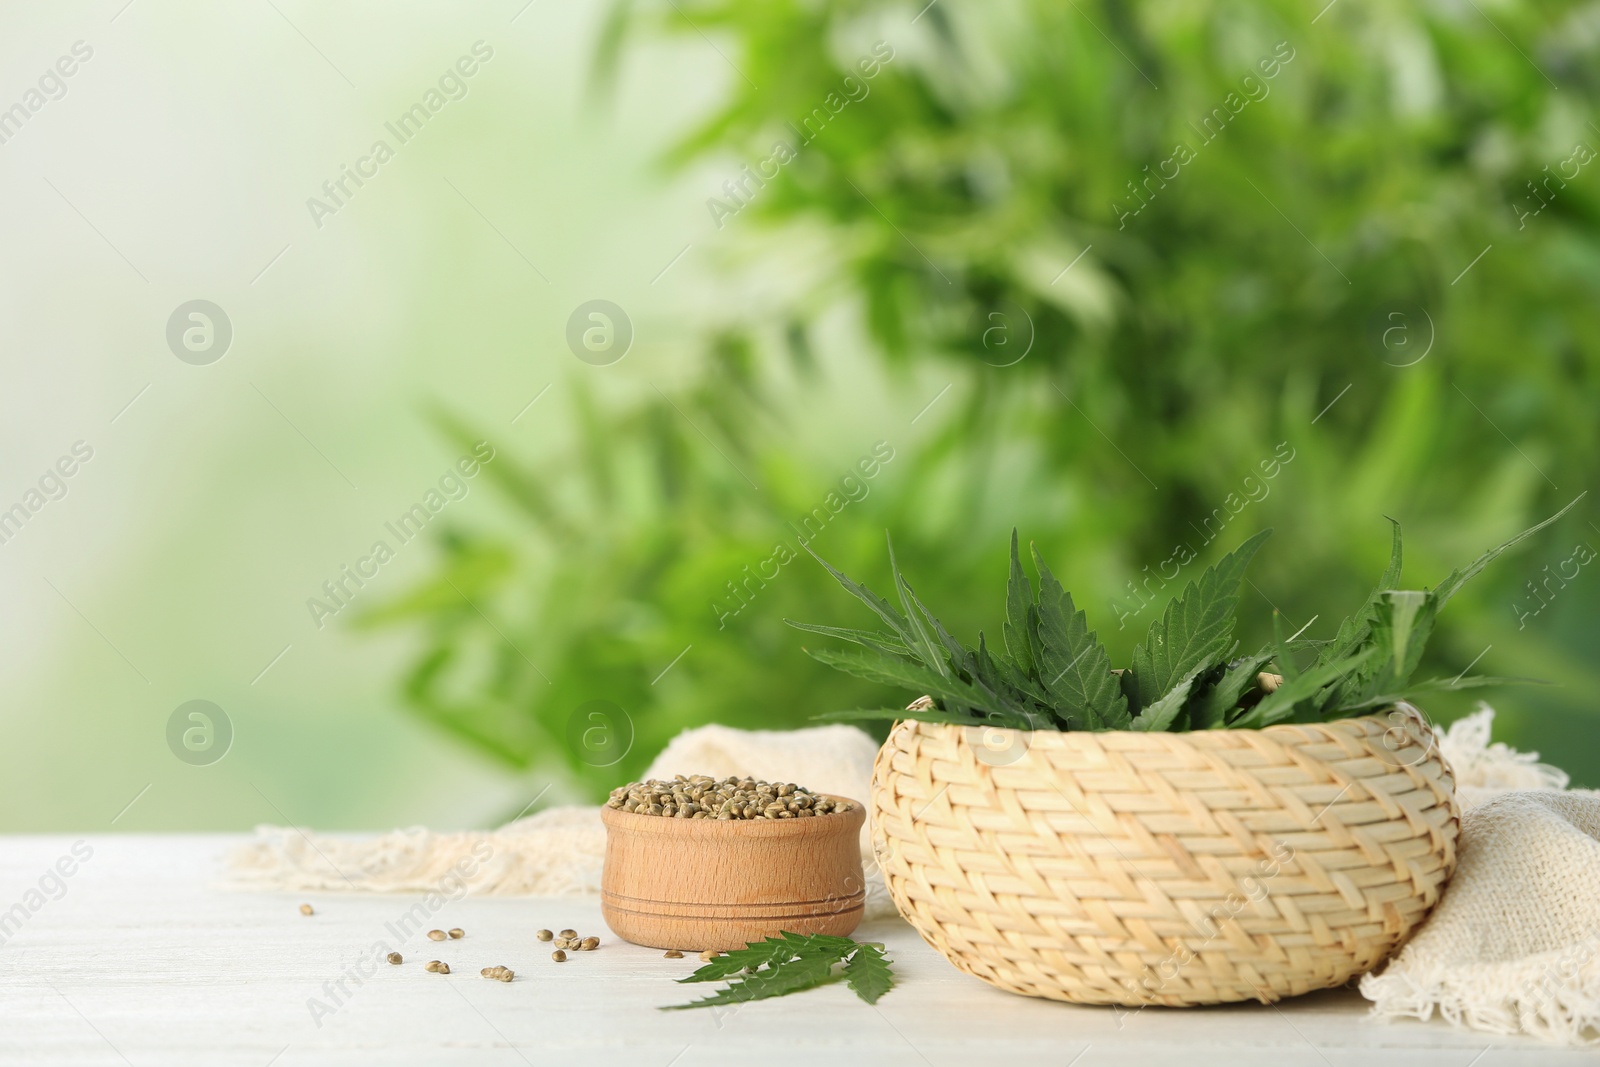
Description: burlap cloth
xmin=227 ymin=707 xmax=1598 ymax=1043
xmin=1360 ymin=707 xmax=1600 ymax=1044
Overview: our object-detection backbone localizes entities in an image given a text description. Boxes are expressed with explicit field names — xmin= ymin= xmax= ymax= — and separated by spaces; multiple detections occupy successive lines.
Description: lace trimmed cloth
xmin=1360 ymin=706 xmax=1600 ymax=1045
xmin=224 ymin=722 xmax=899 ymax=917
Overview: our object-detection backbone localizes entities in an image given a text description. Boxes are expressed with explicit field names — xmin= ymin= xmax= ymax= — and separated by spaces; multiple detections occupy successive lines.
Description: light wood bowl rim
xmin=600 ymin=794 xmax=864 ymax=837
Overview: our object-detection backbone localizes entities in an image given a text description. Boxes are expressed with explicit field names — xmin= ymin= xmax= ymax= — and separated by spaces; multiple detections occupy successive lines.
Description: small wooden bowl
xmin=600 ymin=796 xmax=866 ymax=951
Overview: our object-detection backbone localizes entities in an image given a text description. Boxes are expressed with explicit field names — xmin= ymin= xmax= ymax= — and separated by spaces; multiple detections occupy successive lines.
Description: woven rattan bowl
xmin=871 ymin=703 xmax=1459 ymax=1006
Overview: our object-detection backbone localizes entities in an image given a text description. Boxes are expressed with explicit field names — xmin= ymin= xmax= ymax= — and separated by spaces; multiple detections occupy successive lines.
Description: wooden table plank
xmin=0 ymin=835 xmax=1574 ymax=1066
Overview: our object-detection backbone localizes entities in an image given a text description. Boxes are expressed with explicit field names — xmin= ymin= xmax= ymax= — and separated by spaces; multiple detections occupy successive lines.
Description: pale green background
xmin=0 ymin=0 xmax=770 ymax=830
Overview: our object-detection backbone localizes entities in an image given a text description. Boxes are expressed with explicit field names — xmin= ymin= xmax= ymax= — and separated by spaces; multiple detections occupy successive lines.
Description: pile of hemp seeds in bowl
xmin=606 ymin=774 xmax=854 ymax=820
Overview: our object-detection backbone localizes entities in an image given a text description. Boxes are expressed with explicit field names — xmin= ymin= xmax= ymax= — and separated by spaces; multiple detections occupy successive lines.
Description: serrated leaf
xmin=1327 ymin=673 xmax=1550 ymax=713
xmin=1372 ymin=590 xmax=1433 ymax=682
xmin=811 ymin=705 xmax=984 ymax=725
xmin=782 ymin=930 xmax=860 ymax=951
xmin=1030 ymin=544 xmax=1127 ymax=729
xmin=1330 ymin=588 xmax=1438 ymax=708
xmin=975 ymin=632 xmax=1055 ymax=720
xmin=843 ymin=944 xmax=894 ymax=1004
xmin=1128 ymin=530 xmax=1271 ymax=712
xmin=663 ymin=933 xmax=890 ymax=1012
xmin=1193 ymin=651 xmax=1274 ymax=729
xmin=1229 ymin=648 xmax=1375 ymax=729
xmin=1271 ymin=610 xmax=1299 ymax=682
xmin=677 ymin=936 xmax=801 ymax=983
xmin=799 ymin=541 xmax=916 ymax=651
xmin=1003 ymin=529 xmax=1035 ymax=678
xmin=893 ymin=563 xmax=975 ymax=676
xmin=662 ymin=950 xmax=845 ymax=1010
xmin=1313 ymin=518 xmax=1402 ymax=680
xmin=801 ymin=648 xmax=1033 ymax=727
xmin=783 ymin=620 xmax=913 ymax=659
xmin=1128 ymin=668 xmax=1202 ymax=732
xmin=1433 ymin=494 xmax=1585 ymax=607
xmin=886 ymin=533 xmax=949 ymax=677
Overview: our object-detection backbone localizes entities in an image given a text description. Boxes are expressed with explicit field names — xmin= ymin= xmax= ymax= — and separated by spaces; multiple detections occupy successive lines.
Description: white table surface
xmin=0 ymin=834 xmax=1580 ymax=1066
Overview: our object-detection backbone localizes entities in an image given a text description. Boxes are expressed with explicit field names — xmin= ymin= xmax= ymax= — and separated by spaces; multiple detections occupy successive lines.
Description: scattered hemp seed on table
xmin=386 ymin=952 xmax=402 ymax=965
xmin=298 ymin=903 xmax=313 ymax=916
xmin=427 ymin=929 xmax=447 ymax=941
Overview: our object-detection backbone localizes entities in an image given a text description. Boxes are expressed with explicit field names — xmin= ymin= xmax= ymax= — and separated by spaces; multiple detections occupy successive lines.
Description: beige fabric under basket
xmin=871 ymin=704 xmax=1460 ymax=1006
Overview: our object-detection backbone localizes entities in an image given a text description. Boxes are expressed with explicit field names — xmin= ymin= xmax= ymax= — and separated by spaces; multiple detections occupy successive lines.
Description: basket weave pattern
xmin=871 ymin=707 xmax=1460 ymax=1006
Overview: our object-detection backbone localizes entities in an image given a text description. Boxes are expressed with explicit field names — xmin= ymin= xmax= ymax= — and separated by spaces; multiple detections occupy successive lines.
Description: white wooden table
xmin=0 ymin=835 xmax=1577 ymax=1065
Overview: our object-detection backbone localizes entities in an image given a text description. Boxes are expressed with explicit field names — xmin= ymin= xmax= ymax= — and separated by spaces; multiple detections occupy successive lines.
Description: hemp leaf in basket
xmin=661 ymin=932 xmax=894 ymax=1010
xmin=790 ymin=502 xmax=1580 ymax=733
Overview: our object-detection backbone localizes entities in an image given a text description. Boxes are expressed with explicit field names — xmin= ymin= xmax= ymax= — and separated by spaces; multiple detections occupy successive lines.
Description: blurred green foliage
xmin=364 ymin=0 xmax=1600 ymax=795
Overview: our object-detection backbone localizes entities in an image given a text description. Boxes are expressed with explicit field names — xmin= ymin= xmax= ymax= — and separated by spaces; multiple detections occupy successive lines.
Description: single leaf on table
xmin=663 ymin=932 xmax=893 ymax=1011
xmin=1031 ymin=544 xmax=1128 ymax=729
xmin=843 ymin=943 xmax=895 ymax=1004
xmin=677 ymin=935 xmax=804 ymax=983
xmin=662 ymin=949 xmax=846 ymax=1009
xmin=1128 ymin=530 xmax=1271 ymax=712
xmin=780 ymin=930 xmax=860 ymax=951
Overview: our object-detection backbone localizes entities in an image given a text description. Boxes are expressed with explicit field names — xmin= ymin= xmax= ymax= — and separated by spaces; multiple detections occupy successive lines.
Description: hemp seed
xmin=425 ymin=960 xmax=449 ymax=974
xmin=558 ymin=928 xmax=577 ymax=939
xmin=664 ymin=950 xmax=684 ymax=959
xmin=536 ymin=929 xmax=553 ymax=942
xmin=580 ymin=936 xmax=600 ymax=951
xmin=386 ymin=952 xmax=403 ymax=965
xmin=448 ymin=928 xmax=465 ymax=939
xmin=299 ymin=903 xmax=314 ymax=916
xmin=552 ymin=949 xmax=568 ymax=962
xmin=606 ymin=775 xmax=853 ymax=821
xmin=427 ymin=929 xmax=447 ymax=941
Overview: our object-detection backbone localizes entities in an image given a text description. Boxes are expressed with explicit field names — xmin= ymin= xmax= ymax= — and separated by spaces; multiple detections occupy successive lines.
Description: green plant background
xmin=4 ymin=0 xmax=1595 ymax=831
xmin=365 ymin=0 xmax=1600 ymax=801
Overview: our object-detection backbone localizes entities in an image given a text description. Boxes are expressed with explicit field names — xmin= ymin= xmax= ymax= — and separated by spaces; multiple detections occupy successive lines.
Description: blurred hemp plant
xmin=362 ymin=0 xmax=1600 ymax=798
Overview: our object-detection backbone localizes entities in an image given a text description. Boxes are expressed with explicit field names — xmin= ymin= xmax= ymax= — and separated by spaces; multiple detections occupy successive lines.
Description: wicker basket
xmin=870 ymin=702 xmax=1460 ymax=1006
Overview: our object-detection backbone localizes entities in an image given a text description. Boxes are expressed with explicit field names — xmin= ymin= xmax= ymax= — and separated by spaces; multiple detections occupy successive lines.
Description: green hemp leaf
xmin=661 ymin=932 xmax=895 ymax=1010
